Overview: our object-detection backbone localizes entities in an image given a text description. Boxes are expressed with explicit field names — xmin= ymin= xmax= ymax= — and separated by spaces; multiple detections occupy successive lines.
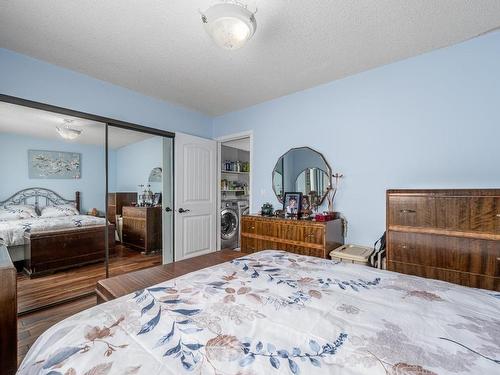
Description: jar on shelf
xmin=221 ymin=179 xmax=228 ymax=190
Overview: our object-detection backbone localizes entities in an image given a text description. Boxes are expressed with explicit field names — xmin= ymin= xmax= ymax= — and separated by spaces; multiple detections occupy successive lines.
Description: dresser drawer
xmin=256 ymin=219 xmax=279 ymax=237
xmin=241 ymin=218 xmax=257 ymax=234
xmin=122 ymin=231 xmax=145 ymax=247
xmin=123 ymin=207 xmax=147 ymax=218
xmin=276 ymin=243 xmax=326 ymax=258
xmin=239 ymin=216 xmax=344 ymax=259
xmin=388 ymin=231 xmax=499 ymax=277
xmin=280 ymin=223 xmax=303 ymax=242
xmin=434 ymin=196 xmax=500 ymax=234
xmin=388 ymin=195 xmax=436 ymax=228
xmin=240 ymin=236 xmax=257 ymax=253
xmin=388 ymin=261 xmax=499 ymax=291
xmin=388 ymin=194 xmax=500 ymax=234
xmin=122 ymin=219 xmax=146 ymax=247
xmin=302 ymin=226 xmax=325 ymax=245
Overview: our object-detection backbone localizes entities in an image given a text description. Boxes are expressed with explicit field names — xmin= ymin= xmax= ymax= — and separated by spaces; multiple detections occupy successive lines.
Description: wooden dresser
xmin=108 ymin=192 xmax=137 ymax=224
xmin=240 ymin=215 xmax=344 ymax=258
xmin=0 ymin=245 xmax=16 ymax=375
xmin=387 ymin=189 xmax=500 ymax=291
xmin=122 ymin=206 xmax=162 ymax=253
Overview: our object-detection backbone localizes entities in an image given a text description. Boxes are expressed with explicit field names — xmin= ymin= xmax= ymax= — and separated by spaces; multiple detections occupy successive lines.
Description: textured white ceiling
xmin=0 ymin=102 xmax=153 ymax=149
xmin=1 ymin=1 xmax=500 ymax=116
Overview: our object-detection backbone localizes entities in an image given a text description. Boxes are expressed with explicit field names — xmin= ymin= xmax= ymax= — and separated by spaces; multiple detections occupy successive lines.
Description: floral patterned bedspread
xmin=0 ymin=215 xmax=106 ymax=246
xmin=18 ymin=250 xmax=500 ymax=375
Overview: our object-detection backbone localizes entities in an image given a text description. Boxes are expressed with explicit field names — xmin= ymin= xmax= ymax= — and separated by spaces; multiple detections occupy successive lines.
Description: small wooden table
xmin=96 ymin=250 xmax=243 ymax=303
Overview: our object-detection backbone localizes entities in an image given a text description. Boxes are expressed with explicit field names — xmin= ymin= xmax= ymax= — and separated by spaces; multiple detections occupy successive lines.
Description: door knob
xmin=178 ymin=208 xmax=190 ymax=213
xmin=165 ymin=207 xmax=172 ymax=212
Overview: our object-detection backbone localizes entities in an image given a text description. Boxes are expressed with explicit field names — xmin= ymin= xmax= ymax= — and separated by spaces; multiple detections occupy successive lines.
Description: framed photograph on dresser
xmin=283 ymin=192 xmax=302 ymax=217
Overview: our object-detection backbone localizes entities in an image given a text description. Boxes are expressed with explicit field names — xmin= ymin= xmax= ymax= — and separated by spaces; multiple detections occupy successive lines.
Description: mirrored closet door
xmin=0 ymin=101 xmax=108 ymax=313
xmin=105 ymin=126 xmax=173 ymax=276
xmin=0 ymin=95 xmax=174 ymax=316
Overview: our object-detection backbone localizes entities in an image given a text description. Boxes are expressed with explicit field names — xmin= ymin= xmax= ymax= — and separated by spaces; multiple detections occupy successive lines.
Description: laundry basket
xmin=329 ymin=244 xmax=373 ymax=266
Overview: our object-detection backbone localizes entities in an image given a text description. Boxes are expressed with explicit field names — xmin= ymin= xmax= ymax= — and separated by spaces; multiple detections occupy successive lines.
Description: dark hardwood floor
xmin=17 ymin=244 xmax=162 ymax=313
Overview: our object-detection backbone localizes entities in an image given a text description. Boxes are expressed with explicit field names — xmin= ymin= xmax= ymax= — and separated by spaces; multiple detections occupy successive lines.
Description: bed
xmin=18 ymin=250 xmax=500 ymax=374
xmin=0 ymin=188 xmax=115 ymax=277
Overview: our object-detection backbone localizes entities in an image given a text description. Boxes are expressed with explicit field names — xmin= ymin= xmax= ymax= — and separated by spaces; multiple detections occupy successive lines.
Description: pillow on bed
xmin=40 ymin=204 xmax=80 ymax=218
xmin=0 ymin=205 xmax=38 ymax=221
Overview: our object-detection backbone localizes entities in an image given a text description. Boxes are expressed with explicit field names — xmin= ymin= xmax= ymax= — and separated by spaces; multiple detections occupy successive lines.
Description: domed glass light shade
xmin=201 ymin=2 xmax=257 ymax=50
xmin=56 ymin=119 xmax=82 ymax=140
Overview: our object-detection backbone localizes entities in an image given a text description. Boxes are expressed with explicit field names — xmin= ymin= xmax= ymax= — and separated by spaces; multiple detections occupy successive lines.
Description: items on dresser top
xmin=107 ymin=192 xmax=137 ymax=224
xmin=122 ymin=206 xmax=162 ymax=253
xmin=240 ymin=214 xmax=344 ymax=258
xmin=386 ymin=189 xmax=500 ymax=291
xmin=260 ymin=202 xmax=274 ymax=216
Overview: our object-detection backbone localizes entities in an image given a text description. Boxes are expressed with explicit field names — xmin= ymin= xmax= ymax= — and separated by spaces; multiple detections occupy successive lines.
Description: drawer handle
xmin=400 ymin=209 xmax=416 ymax=214
xmin=401 ymin=244 xmax=409 ymax=249
xmin=496 ymin=214 xmax=500 ymax=218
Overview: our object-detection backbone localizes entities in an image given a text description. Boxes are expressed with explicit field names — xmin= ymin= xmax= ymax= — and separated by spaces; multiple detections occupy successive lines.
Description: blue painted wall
xmin=2 ymin=32 xmax=499 ymax=246
xmin=213 ymin=32 xmax=500 ymax=246
xmin=111 ymin=137 xmax=164 ymax=193
xmin=0 ymin=133 xmax=105 ymax=213
xmin=0 ymin=48 xmax=212 ymax=138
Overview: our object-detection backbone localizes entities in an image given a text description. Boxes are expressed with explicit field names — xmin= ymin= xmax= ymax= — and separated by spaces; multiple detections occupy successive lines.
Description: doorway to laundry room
xmin=217 ymin=133 xmax=252 ymax=250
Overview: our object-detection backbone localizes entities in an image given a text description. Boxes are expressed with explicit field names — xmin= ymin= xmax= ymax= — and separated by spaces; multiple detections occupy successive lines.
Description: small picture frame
xmin=301 ymin=195 xmax=311 ymax=212
xmin=153 ymin=193 xmax=162 ymax=206
xmin=283 ymin=192 xmax=302 ymax=217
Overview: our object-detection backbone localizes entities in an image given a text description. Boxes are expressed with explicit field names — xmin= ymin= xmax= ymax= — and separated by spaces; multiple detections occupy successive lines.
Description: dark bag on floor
xmin=370 ymin=232 xmax=386 ymax=269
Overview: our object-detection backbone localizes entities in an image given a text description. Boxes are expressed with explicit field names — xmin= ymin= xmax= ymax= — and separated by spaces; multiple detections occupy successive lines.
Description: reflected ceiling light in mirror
xmin=201 ymin=1 xmax=257 ymax=50
xmin=56 ymin=119 xmax=82 ymax=140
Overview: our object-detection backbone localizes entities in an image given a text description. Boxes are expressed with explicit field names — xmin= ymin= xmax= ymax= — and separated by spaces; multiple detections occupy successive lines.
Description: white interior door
xmin=174 ymin=133 xmax=217 ymax=260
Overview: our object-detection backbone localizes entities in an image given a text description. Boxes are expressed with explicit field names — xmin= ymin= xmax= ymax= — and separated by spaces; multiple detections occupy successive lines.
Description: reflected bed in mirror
xmin=272 ymin=146 xmax=332 ymax=205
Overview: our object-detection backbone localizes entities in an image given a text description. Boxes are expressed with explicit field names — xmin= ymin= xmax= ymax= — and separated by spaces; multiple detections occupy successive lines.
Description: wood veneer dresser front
xmin=108 ymin=192 xmax=137 ymax=224
xmin=122 ymin=206 xmax=162 ymax=253
xmin=387 ymin=189 xmax=500 ymax=291
xmin=240 ymin=215 xmax=344 ymax=258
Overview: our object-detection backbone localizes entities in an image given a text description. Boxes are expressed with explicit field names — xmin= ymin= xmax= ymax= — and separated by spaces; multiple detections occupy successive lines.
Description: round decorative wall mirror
xmin=148 ymin=167 xmax=162 ymax=182
xmin=148 ymin=167 xmax=162 ymax=193
xmin=272 ymin=147 xmax=332 ymax=205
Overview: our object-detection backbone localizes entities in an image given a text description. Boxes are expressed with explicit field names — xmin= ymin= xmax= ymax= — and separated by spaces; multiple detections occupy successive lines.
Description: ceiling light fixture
xmin=201 ymin=1 xmax=257 ymax=50
xmin=56 ymin=119 xmax=82 ymax=140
